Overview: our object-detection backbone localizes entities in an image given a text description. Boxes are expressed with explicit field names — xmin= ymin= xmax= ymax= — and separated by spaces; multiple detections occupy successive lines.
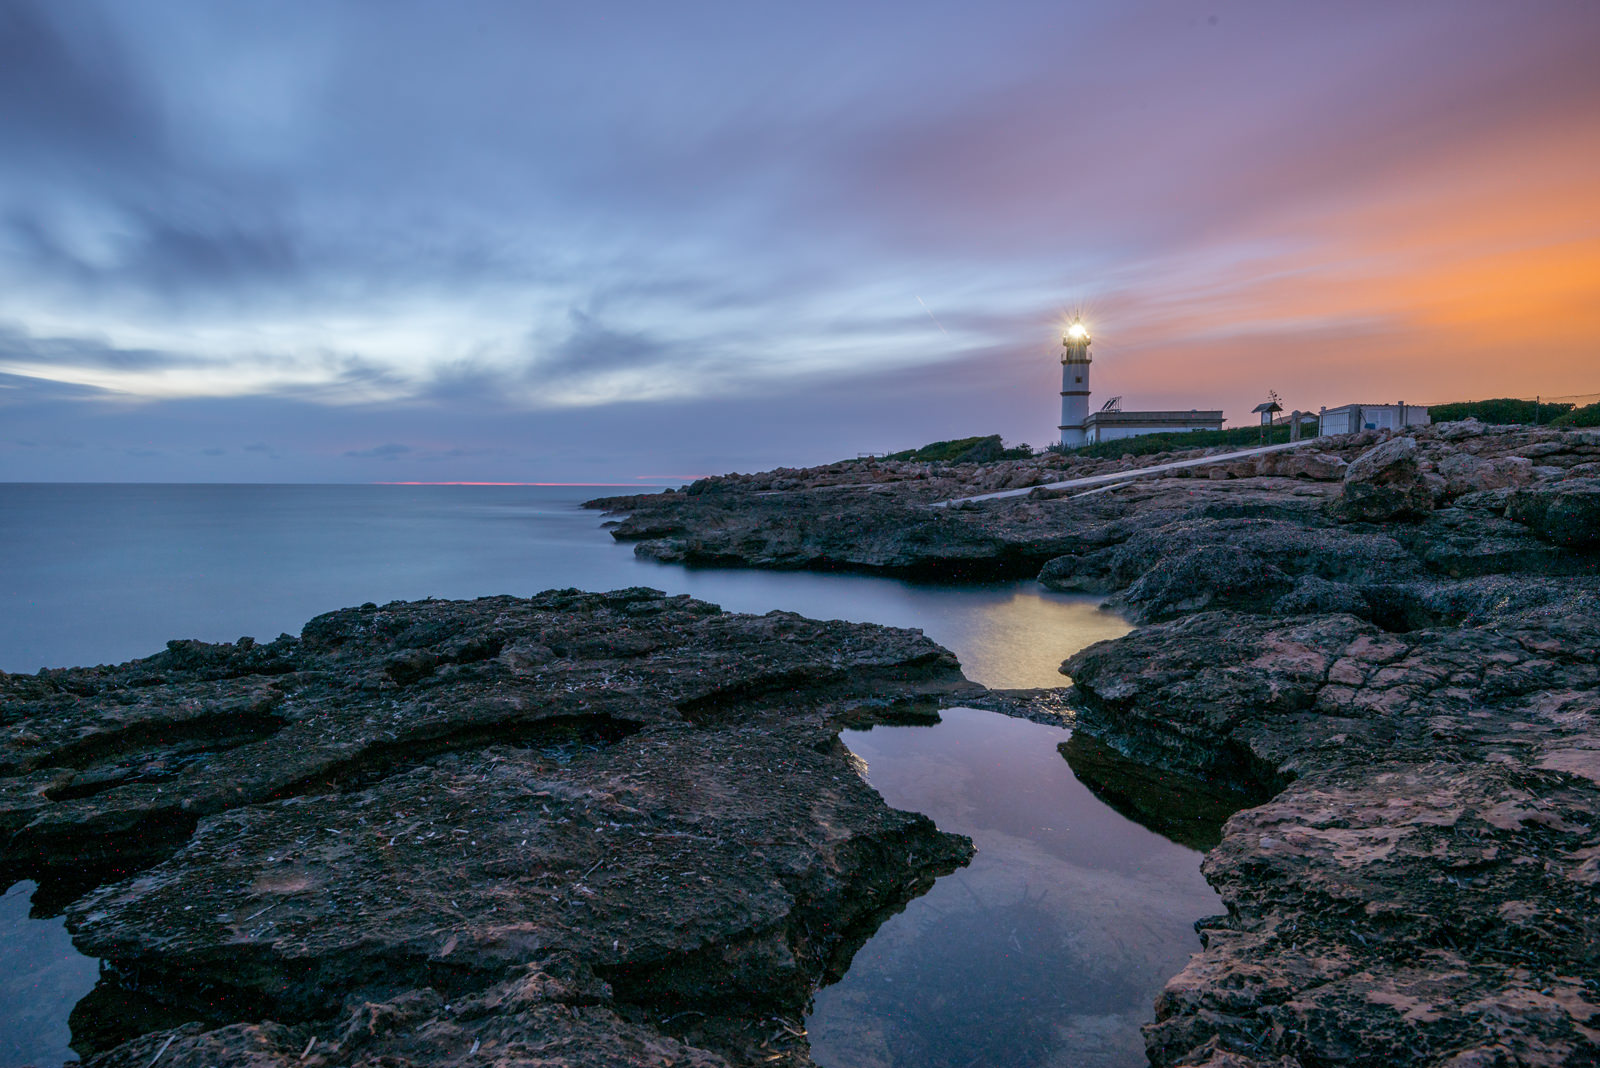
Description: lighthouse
xmin=1057 ymin=319 xmax=1092 ymax=447
xmin=1054 ymin=317 xmax=1227 ymax=444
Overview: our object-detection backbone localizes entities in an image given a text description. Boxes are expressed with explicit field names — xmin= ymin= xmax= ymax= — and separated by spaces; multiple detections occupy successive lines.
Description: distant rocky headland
xmin=3 ymin=418 xmax=1597 ymax=1067
xmin=589 ymin=419 xmax=1600 ymax=1067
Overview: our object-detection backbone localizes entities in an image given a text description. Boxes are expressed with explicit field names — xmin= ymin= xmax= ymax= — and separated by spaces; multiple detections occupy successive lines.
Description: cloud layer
xmin=2 ymin=0 xmax=1597 ymax=481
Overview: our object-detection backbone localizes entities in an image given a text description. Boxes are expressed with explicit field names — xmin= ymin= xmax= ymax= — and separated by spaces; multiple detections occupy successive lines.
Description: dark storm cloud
xmin=109 ymin=208 xmax=298 ymax=289
xmin=3 ymin=170 xmax=300 ymax=300
xmin=0 ymin=0 xmax=166 ymax=171
xmin=0 ymin=0 xmax=301 ymax=306
xmin=540 ymin=309 xmax=678 ymax=377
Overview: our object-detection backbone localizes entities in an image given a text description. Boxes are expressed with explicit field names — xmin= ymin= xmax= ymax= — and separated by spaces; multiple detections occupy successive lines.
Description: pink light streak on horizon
xmin=372 ymin=481 xmax=686 ymax=487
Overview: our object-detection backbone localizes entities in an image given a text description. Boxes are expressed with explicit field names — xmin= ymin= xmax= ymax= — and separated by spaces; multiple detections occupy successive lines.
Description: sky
xmin=1 ymin=0 xmax=1597 ymax=484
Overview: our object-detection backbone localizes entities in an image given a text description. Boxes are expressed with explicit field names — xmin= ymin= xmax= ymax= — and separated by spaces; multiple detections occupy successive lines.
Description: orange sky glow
xmin=1 ymin=2 xmax=1596 ymax=481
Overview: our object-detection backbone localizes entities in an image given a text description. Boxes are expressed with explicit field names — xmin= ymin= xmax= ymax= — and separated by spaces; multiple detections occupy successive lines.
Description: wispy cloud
xmin=342 ymin=442 xmax=411 ymax=460
xmin=0 ymin=0 xmax=1596 ymax=481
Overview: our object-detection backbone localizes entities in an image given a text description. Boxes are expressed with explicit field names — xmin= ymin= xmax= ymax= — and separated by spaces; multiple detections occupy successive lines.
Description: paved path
xmin=932 ymin=437 xmax=1322 ymax=507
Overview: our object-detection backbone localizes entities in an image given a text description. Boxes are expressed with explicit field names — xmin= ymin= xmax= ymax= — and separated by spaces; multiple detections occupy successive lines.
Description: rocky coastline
xmin=2 ymin=591 xmax=980 ymax=1067
xmin=589 ymin=420 xmax=1600 ymax=1066
xmin=4 ymin=418 xmax=1597 ymax=1067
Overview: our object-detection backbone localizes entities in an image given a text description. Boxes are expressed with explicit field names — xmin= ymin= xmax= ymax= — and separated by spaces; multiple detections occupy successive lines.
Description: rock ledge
xmin=2 ymin=589 xmax=980 ymax=1067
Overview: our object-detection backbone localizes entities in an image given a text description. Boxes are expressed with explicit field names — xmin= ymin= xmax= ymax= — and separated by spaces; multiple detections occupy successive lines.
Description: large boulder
xmin=1256 ymin=450 xmax=1348 ymax=481
xmin=1434 ymin=450 xmax=1535 ymax=498
xmin=1328 ymin=436 xmax=1434 ymax=522
xmin=1505 ymin=477 xmax=1600 ymax=547
xmin=1064 ymin=517 xmax=1418 ymax=621
xmin=1037 ymin=550 xmax=1116 ymax=593
xmin=1118 ymin=543 xmax=1293 ymax=618
xmin=1065 ymin=609 xmax=1600 ymax=1068
xmin=1435 ymin=417 xmax=1488 ymax=441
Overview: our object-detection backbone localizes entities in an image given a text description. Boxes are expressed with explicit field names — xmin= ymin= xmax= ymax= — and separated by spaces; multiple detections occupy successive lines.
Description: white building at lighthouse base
xmin=1083 ymin=408 xmax=1224 ymax=443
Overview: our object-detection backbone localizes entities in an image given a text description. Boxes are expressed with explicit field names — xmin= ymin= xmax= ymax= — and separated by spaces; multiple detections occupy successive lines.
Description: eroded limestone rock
xmin=2 ymin=590 xmax=979 ymax=1067
xmin=1507 ymin=477 xmax=1600 ymax=548
xmin=1066 ymin=608 xmax=1600 ymax=1066
xmin=1330 ymin=436 xmax=1435 ymax=522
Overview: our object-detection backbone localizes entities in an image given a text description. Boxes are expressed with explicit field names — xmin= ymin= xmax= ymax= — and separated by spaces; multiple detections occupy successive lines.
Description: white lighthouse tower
xmin=1057 ymin=319 xmax=1092 ymax=447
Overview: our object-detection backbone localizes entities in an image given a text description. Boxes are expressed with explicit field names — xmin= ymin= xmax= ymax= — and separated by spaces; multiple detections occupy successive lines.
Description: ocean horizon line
xmin=373 ymin=481 xmax=682 ymax=487
xmin=0 ymin=479 xmax=685 ymax=488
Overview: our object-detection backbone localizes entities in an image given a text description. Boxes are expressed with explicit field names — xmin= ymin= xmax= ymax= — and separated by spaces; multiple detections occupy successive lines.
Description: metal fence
xmin=1418 ymin=391 xmax=1600 ymax=407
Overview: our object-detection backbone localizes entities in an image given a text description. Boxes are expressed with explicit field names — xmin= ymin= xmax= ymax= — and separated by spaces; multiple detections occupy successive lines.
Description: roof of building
xmin=1252 ymin=401 xmax=1283 ymax=413
xmin=1320 ymin=402 xmax=1427 ymax=411
xmin=1086 ymin=409 xmax=1224 ymax=424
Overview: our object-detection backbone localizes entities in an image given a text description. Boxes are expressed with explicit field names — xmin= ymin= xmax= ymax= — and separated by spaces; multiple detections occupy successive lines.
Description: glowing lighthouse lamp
xmin=1057 ymin=319 xmax=1093 ymax=447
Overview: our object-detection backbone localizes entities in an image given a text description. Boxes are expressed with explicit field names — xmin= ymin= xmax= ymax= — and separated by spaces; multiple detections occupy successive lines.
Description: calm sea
xmin=0 ymin=483 xmax=1218 ymax=1068
xmin=0 ymin=483 xmax=1122 ymax=683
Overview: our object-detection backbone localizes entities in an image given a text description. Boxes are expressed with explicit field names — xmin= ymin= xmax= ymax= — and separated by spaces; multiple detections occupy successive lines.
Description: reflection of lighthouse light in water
xmin=951 ymin=586 xmax=1127 ymax=689
xmin=805 ymin=591 xmax=1232 ymax=1068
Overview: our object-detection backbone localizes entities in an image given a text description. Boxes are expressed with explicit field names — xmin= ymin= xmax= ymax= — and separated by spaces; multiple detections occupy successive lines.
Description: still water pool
xmin=808 ymin=710 xmax=1222 ymax=1068
xmin=0 ymin=484 xmax=1219 ymax=1067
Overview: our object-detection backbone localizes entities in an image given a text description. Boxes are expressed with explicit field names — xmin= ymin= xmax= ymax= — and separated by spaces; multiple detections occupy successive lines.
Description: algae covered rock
xmin=1506 ymin=476 xmax=1600 ymax=547
xmin=2 ymin=590 xmax=980 ymax=1067
xmin=1066 ymin=607 xmax=1600 ymax=1067
xmin=1329 ymin=436 xmax=1434 ymax=522
xmin=1433 ymin=450 xmax=1535 ymax=498
xmin=582 ymin=423 xmax=1600 ymax=1068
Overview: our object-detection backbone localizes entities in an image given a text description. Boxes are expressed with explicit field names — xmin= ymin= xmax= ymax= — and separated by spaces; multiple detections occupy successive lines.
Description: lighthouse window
xmin=1075 ymin=376 xmax=1082 ymax=383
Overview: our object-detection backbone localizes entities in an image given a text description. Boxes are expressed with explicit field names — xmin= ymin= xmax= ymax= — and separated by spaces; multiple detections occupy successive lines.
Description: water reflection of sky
xmin=809 ymin=709 xmax=1222 ymax=1068
xmin=0 ymin=882 xmax=98 ymax=1066
xmin=926 ymin=586 xmax=1130 ymax=690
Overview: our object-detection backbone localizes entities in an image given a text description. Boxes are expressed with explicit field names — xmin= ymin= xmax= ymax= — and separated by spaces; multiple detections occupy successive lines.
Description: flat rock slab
xmin=0 ymin=589 xmax=979 ymax=1067
xmin=1067 ymin=609 xmax=1600 ymax=1066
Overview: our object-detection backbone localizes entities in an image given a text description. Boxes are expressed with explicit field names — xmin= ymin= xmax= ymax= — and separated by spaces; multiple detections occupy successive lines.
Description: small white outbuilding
xmin=1083 ymin=407 xmax=1225 ymax=442
xmin=1317 ymin=402 xmax=1430 ymax=436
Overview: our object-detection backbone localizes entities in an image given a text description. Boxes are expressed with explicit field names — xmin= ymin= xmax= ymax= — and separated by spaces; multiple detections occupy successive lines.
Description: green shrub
xmin=1428 ymin=398 xmax=1574 ymax=425
xmin=880 ymin=434 xmax=1033 ymax=463
xmin=1066 ymin=423 xmax=1297 ymax=460
xmin=1550 ymin=402 xmax=1600 ymax=427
